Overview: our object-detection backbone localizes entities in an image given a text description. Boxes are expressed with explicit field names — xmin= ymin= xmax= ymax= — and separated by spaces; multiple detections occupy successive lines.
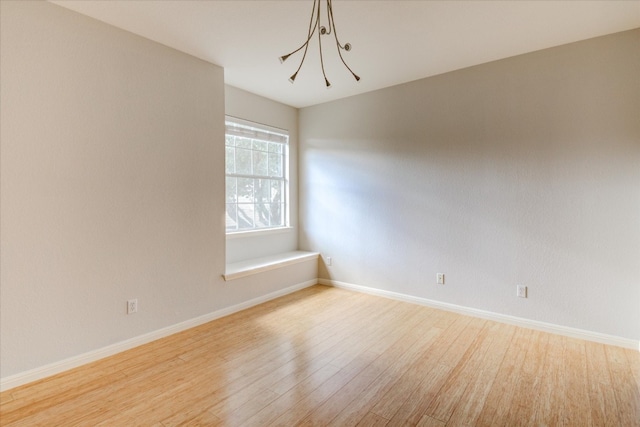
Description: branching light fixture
xmin=279 ymin=0 xmax=360 ymax=88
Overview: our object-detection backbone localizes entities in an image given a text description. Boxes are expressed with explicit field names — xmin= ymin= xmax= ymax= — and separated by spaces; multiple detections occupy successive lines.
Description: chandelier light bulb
xmin=279 ymin=54 xmax=290 ymax=63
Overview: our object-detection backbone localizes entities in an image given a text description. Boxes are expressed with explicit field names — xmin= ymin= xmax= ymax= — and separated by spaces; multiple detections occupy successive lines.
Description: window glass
xmin=225 ymin=118 xmax=288 ymax=233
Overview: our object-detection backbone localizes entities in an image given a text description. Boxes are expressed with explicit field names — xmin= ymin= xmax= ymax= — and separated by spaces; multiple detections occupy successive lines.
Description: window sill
xmin=223 ymin=251 xmax=318 ymax=281
xmin=226 ymin=227 xmax=293 ymax=240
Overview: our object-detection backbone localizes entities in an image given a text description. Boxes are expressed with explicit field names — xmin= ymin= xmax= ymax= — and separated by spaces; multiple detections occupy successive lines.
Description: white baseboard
xmin=0 ymin=279 xmax=317 ymax=392
xmin=319 ymin=278 xmax=639 ymax=351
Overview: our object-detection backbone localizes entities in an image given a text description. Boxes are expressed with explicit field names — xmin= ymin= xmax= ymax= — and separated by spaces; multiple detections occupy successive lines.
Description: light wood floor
xmin=1 ymin=285 xmax=639 ymax=426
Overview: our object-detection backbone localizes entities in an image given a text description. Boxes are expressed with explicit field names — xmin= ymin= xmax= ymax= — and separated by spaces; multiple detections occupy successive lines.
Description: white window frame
xmin=225 ymin=116 xmax=290 ymax=235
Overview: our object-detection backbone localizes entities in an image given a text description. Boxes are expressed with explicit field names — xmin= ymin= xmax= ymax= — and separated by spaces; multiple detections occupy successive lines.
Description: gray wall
xmin=299 ymin=29 xmax=640 ymax=341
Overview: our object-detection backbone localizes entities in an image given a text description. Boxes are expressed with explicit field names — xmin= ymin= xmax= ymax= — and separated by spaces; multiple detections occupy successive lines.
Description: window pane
xmin=237 ymin=204 xmax=254 ymax=230
xmin=253 ymin=150 xmax=268 ymax=176
xmin=255 ymin=204 xmax=270 ymax=228
xmin=225 ymin=204 xmax=237 ymax=231
xmin=236 ymin=137 xmax=251 ymax=149
xmin=255 ymin=179 xmax=270 ymax=204
xmin=225 ymin=135 xmax=235 ymax=147
xmin=237 ymin=178 xmax=253 ymax=203
xmin=225 ymin=147 xmax=235 ymax=174
xmin=270 ymin=204 xmax=284 ymax=227
xmin=235 ymin=148 xmax=252 ymax=175
xmin=271 ymin=180 xmax=283 ymax=205
xmin=268 ymin=153 xmax=282 ymax=178
xmin=268 ymin=142 xmax=283 ymax=154
xmin=253 ymin=140 xmax=268 ymax=152
xmin=226 ymin=177 xmax=237 ymax=203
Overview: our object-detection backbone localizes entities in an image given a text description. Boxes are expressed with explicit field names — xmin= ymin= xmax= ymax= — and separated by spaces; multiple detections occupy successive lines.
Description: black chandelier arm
xmin=326 ymin=0 xmax=348 ymax=51
xmin=335 ymin=42 xmax=360 ymax=81
xmin=317 ymin=0 xmax=331 ymax=87
xmin=327 ymin=0 xmax=359 ymax=81
xmin=280 ymin=0 xmax=320 ymax=62
xmin=286 ymin=0 xmax=323 ymax=82
xmin=322 ymin=0 xmax=332 ymax=36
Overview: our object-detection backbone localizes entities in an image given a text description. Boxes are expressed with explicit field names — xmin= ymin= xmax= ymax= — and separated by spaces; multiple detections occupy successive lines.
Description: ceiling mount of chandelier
xmin=279 ymin=0 xmax=360 ymax=88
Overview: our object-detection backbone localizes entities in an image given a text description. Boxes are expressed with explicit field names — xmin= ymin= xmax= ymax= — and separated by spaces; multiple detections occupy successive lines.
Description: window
xmin=225 ymin=118 xmax=289 ymax=233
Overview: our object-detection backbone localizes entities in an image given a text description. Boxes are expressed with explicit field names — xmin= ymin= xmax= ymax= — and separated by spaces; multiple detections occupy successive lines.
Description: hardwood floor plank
xmin=422 ymin=320 xmax=497 ymax=423
xmin=444 ymin=322 xmax=515 ymax=427
xmin=384 ymin=363 xmax=452 ymax=427
xmin=586 ymin=341 xmax=623 ymax=426
xmin=355 ymin=412 xmax=389 ymax=427
xmin=474 ymin=326 xmax=532 ymax=427
xmin=416 ymin=415 xmax=446 ymax=427
xmin=0 ymin=393 xmax=14 ymax=404
xmin=268 ymin=302 xmax=430 ymax=426
xmin=209 ymin=388 xmax=280 ymax=426
xmin=176 ymin=409 xmax=223 ymax=427
xmin=266 ymin=351 xmax=382 ymax=427
xmin=505 ymin=330 xmax=550 ymax=425
xmin=1 ymin=355 xmax=189 ymax=425
xmin=392 ymin=317 xmax=490 ymax=425
xmin=530 ymin=333 xmax=566 ymax=426
xmin=370 ymin=314 xmax=473 ymax=420
xmin=300 ymin=306 xmax=442 ymax=426
xmin=240 ymin=364 xmax=342 ymax=427
xmin=296 ymin=307 xmax=439 ymax=425
xmin=326 ymin=326 xmax=444 ymax=426
xmin=626 ymin=348 xmax=640 ymax=392
xmin=605 ymin=345 xmax=640 ymax=426
xmin=560 ymin=337 xmax=592 ymax=426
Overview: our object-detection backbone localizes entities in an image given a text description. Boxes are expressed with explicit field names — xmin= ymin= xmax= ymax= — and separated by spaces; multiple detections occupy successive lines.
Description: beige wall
xmin=0 ymin=0 xmax=223 ymax=378
xmin=0 ymin=1 xmax=316 ymax=382
xmin=299 ymin=29 xmax=640 ymax=341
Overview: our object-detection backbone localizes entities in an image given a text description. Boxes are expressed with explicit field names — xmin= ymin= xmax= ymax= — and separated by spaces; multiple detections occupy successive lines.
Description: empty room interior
xmin=1 ymin=1 xmax=639 ymax=425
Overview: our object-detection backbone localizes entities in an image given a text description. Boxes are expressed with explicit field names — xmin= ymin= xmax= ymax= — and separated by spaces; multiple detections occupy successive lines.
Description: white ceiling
xmin=51 ymin=1 xmax=640 ymax=108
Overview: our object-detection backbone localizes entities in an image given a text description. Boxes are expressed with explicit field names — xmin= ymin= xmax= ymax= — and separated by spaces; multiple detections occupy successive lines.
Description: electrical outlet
xmin=326 ymin=256 xmax=332 ymax=266
xmin=127 ymin=299 xmax=138 ymax=314
xmin=517 ymin=285 xmax=527 ymax=298
xmin=437 ymin=273 xmax=445 ymax=285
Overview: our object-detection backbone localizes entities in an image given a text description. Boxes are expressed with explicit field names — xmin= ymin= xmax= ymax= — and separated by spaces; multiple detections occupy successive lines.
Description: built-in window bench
xmin=223 ymin=251 xmax=319 ymax=281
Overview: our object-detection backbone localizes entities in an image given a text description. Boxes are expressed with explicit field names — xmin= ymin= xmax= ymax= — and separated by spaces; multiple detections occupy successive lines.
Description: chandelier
xmin=279 ymin=0 xmax=360 ymax=88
